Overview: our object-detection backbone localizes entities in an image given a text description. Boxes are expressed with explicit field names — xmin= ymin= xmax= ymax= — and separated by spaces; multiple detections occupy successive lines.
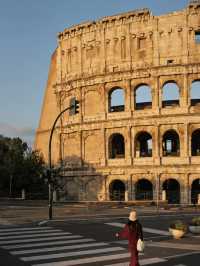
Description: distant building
xmin=35 ymin=1 xmax=200 ymax=204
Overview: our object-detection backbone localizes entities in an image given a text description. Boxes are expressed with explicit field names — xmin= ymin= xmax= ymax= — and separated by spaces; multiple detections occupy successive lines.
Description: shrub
xmin=190 ymin=217 xmax=200 ymax=226
xmin=170 ymin=220 xmax=187 ymax=232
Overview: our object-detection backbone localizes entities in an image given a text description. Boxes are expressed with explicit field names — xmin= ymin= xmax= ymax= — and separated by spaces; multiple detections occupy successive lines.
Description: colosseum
xmin=35 ymin=1 xmax=200 ymax=205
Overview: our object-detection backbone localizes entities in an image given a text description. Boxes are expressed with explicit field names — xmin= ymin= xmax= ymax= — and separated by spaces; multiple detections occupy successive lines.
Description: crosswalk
xmin=0 ymin=225 xmax=185 ymax=266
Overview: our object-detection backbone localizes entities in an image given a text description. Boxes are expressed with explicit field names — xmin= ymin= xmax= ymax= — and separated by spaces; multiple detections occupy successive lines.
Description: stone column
xmin=153 ymin=174 xmax=160 ymax=205
xmin=188 ymin=174 xmax=191 ymax=204
xmin=182 ymin=74 xmax=189 ymax=108
xmin=80 ymin=131 xmax=83 ymax=166
xmin=131 ymin=127 xmax=135 ymax=160
xmin=101 ymin=82 xmax=107 ymax=118
xmin=183 ymin=123 xmax=189 ymax=158
xmin=154 ymin=125 xmax=160 ymax=165
xmin=153 ymin=76 xmax=160 ymax=113
xmin=101 ymin=128 xmax=107 ymax=166
xmin=125 ymin=179 xmax=130 ymax=202
xmin=129 ymin=175 xmax=134 ymax=200
xmin=126 ymin=126 xmax=132 ymax=165
xmin=125 ymin=79 xmax=131 ymax=112
xmin=104 ymin=175 xmax=108 ymax=201
xmin=104 ymin=83 xmax=108 ymax=117
xmin=131 ymin=177 xmax=136 ymax=200
xmin=181 ymin=174 xmax=189 ymax=205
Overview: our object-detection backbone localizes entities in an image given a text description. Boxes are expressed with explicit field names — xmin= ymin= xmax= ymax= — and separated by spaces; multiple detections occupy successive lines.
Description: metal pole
xmin=9 ymin=174 xmax=13 ymax=197
xmin=48 ymin=106 xmax=72 ymax=220
xmin=156 ymin=175 xmax=160 ymax=214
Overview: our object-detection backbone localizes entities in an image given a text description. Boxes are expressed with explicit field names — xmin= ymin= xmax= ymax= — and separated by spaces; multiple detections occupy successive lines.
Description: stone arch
xmin=135 ymin=131 xmax=152 ymax=157
xmin=190 ymin=80 xmax=200 ymax=106
xmin=109 ymin=179 xmax=125 ymax=201
xmin=191 ymin=178 xmax=200 ymax=204
xmin=108 ymin=133 xmax=125 ymax=159
xmin=135 ymin=178 xmax=153 ymax=200
xmin=162 ymin=129 xmax=180 ymax=156
xmin=162 ymin=81 xmax=180 ymax=108
xmin=191 ymin=129 xmax=200 ymax=156
xmin=108 ymin=87 xmax=125 ymax=112
xmin=134 ymin=84 xmax=152 ymax=110
xmin=162 ymin=178 xmax=180 ymax=204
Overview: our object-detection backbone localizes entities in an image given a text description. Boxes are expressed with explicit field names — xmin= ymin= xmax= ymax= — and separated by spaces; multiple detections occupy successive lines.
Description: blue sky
xmin=0 ymin=0 xmax=188 ymax=145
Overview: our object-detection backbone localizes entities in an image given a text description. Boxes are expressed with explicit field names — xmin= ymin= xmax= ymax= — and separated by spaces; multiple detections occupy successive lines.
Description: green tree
xmin=0 ymin=135 xmax=47 ymax=198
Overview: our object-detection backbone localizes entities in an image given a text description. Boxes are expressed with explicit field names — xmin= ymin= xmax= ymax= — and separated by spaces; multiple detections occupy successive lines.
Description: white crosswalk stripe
xmin=32 ymin=253 xmax=131 ymax=266
xmin=0 ymin=234 xmax=81 ymax=245
xmin=10 ymin=242 xmax=109 ymax=255
xmin=2 ymin=238 xmax=94 ymax=249
xmin=21 ymin=246 xmax=125 ymax=261
xmin=0 ymin=232 xmax=71 ymax=240
xmin=172 ymin=264 xmax=187 ymax=266
xmin=0 ymin=225 xmax=169 ymax=266
xmin=0 ymin=229 xmax=62 ymax=236
xmin=106 ymin=257 xmax=167 ymax=266
xmin=0 ymin=227 xmax=52 ymax=232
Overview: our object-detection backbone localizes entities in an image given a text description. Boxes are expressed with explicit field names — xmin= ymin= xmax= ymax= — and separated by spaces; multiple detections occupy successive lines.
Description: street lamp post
xmin=48 ymin=98 xmax=79 ymax=220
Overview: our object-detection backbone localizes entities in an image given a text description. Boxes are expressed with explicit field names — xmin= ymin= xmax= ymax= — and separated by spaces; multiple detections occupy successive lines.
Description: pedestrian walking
xmin=115 ymin=210 xmax=143 ymax=266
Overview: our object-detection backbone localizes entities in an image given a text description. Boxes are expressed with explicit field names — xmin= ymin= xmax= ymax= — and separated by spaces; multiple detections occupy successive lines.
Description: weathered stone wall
xmin=35 ymin=2 xmax=200 ymax=204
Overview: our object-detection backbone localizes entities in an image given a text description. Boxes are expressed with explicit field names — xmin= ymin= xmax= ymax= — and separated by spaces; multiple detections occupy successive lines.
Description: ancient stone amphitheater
xmin=35 ymin=1 xmax=200 ymax=205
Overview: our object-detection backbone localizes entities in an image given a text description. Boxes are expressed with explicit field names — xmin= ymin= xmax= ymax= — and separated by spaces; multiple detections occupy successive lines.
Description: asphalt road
xmin=0 ymin=211 xmax=200 ymax=266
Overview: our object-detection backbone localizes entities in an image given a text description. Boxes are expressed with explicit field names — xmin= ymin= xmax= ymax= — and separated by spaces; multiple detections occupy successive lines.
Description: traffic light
xmin=69 ymin=97 xmax=80 ymax=115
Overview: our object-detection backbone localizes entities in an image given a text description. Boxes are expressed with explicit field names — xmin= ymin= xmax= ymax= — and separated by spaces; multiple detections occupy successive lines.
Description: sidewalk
xmin=0 ymin=201 xmax=199 ymax=226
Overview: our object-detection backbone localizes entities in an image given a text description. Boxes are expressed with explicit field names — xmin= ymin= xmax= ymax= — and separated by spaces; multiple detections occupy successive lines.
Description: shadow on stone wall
xmin=54 ymin=156 xmax=105 ymax=202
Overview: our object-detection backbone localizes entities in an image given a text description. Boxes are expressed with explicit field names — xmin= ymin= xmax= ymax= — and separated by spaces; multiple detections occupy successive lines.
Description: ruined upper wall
xmin=54 ymin=2 xmax=200 ymax=85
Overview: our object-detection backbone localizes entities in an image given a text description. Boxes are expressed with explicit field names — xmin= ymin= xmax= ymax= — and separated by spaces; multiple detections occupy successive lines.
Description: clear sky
xmin=0 ymin=0 xmax=189 ymax=145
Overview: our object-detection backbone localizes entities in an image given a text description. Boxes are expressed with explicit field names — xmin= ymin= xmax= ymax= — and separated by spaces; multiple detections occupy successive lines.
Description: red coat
xmin=117 ymin=221 xmax=143 ymax=266
xmin=118 ymin=224 xmax=138 ymax=251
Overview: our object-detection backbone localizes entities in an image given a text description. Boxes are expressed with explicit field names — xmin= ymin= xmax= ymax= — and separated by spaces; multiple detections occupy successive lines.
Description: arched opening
xmin=191 ymin=129 xmax=200 ymax=156
xmin=135 ymin=178 xmax=153 ymax=200
xmin=135 ymin=132 xmax=152 ymax=157
xmin=162 ymin=178 xmax=180 ymax=204
xmin=109 ymin=180 xmax=125 ymax=201
xmin=191 ymin=179 xmax=200 ymax=204
xmin=108 ymin=87 xmax=125 ymax=112
xmin=162 ymin=81 xmax=180 ymax=108
xmin=162 ymin=130 xmax=180 ymax=156
xmin=109 ymin=133 xmax=125 ymax=159
xmin=135 ymin=84 xmax=152 ymax=110
xmin=190 ymin=80 xmax=200 ymax=106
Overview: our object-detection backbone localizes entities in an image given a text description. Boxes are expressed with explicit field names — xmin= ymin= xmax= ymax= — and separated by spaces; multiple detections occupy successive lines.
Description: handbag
xmin=137 ymin=238 xmax=145 ymax=252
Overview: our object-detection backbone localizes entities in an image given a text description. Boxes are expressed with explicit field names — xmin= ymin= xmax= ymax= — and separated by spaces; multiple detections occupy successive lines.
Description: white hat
xmin=129 ymin=210 xmax=137 ymax=221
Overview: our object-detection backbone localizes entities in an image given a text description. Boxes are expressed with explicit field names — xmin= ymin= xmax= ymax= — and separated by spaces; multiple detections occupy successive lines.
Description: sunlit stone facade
xmin=35 ymin=2 xmax=200 ymax=204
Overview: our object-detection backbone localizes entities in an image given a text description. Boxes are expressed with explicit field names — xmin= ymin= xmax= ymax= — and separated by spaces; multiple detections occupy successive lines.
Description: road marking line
xmin=11 ymin=242 xmax=109 ymax=255
xmin=172 ymin=264 xmax=187 ymax=266
xmin=2 ymin=238 xmax=94 ymax=249
xmin=142 ymin=228 xmax=170 ymax=236
xmin=0 ymin=235 xmax=82 ymax=245
xmin=0 ymin=229 xmax=62 ymax=236
xmin=148 ymin=241 xmax=200 ymax=251
xmin=32 ymin=253 xmax=131 ymax=266
xmin=106 ymin=257 xmax=167 ymax=266
xmin=105 ymin=222 xmax=124 ymax=228
xmin=105 ymin=222 xmax=170 ymax=236
xmin=0 ymin=232 xmax=71 ymax=240
xmin=21 ymin=247 xmax=125 ymax=261
xmin=0 ymin=227 xmax=52 ymax=232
